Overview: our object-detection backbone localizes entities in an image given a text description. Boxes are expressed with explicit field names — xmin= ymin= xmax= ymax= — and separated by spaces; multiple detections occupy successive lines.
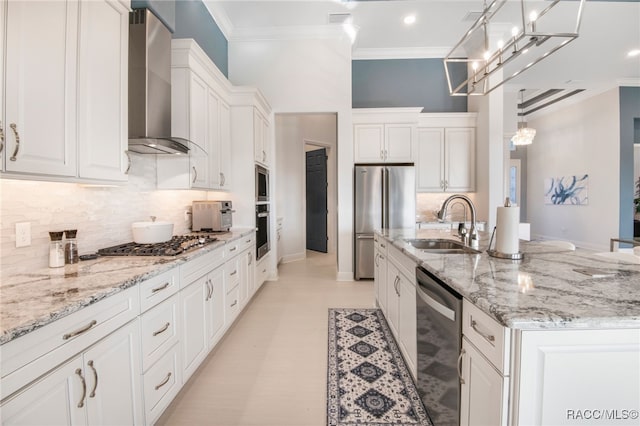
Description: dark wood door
xmin=306 ymin=148 xmax=328 ymax=253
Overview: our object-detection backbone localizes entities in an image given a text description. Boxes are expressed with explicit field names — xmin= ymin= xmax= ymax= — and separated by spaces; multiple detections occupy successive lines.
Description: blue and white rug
xmin=327 ymin=308 xmax=432 ymax=426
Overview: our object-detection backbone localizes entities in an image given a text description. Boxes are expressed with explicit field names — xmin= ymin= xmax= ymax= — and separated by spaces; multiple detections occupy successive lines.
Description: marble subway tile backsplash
xmin=1 ymin=156 xmax=210 ymax=278
xmin=416 ymin=192 xmax=478 ymax=223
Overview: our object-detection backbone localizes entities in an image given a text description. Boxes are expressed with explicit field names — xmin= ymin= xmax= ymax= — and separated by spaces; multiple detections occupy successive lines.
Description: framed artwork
xmin=544 ymin=174 xmax=589 ymax=205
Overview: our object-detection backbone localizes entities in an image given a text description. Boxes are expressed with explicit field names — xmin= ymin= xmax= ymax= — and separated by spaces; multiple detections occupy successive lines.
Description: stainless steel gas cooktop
xmin=97 ymin=233 xmax=219 ymax=257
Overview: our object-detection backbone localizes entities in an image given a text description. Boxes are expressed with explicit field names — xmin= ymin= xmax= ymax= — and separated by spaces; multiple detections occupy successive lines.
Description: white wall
xmin=228 ymin=36 xmax=354 ymax=280
xmin=275 ymin=114 xmax=337 ymax=263
xmin=0 ymin=156 xmax=210 ymax=278
xmin=527 ymin=88 xmax=620 ymax=250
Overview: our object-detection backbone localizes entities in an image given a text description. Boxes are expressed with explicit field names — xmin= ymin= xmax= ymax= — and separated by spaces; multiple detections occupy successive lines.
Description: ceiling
xmin=206 ymin=1 xmax=640 ymax=99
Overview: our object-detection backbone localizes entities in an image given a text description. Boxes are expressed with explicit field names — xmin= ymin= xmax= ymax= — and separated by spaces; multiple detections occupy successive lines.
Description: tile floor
xmin=156 ymin=251 xmax=374 ymax=426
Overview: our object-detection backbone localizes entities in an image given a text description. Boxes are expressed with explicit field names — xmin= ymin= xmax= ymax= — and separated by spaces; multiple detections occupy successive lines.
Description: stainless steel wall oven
xmin=256 ymin=204 xmax=270 ymax=260
xmin=256 ymin=165 xmax=269 ymax=202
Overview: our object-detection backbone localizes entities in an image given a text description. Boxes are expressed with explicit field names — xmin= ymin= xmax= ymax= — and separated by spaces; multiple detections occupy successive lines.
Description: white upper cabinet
xmin=352 ymin=108 xmax=421 ymax=164
xmin=354 ymin=124 xmax=413 ymax=163
xmin=4 ymin=0 xmax=79 ymax=177
xmin=416 ymin=113 xmax=477 ymax=193
xmin=77 ymin=0 xmax=129 ymax=181
xmin=3 ymin=0 xmax=129 ymax=182
xmin=254 ymin=109 xmax=270 ymax=167
xmin=160 ymin=39 xmax=233 ymax=190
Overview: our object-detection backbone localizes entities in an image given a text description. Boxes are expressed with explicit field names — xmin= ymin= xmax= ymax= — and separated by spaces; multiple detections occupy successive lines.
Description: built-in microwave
xmin=256 ymin=165 xmax=269 ymax=202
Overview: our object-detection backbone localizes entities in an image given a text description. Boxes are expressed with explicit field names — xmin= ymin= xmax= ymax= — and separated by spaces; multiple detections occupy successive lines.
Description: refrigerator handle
xmin=383 ymin=167 xmax=389 ymax=229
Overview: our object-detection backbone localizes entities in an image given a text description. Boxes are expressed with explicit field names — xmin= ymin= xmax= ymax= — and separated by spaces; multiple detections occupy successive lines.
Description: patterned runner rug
xmin=327 ymin=308 xmax=432 ymax=426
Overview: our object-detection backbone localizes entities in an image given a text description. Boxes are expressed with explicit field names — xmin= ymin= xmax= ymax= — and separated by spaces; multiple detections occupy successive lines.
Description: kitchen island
xmin=375 ymin=228 xmax=640 ymax=426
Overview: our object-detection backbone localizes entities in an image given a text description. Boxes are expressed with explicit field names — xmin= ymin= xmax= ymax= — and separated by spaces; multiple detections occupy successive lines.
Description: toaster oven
xmin=192 ymin=201 xmax=233 ymax=232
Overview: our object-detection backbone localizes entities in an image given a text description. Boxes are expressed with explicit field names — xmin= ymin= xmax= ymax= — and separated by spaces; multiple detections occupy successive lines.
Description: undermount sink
xmin=406 ymin=238 xmax=481 ymax=254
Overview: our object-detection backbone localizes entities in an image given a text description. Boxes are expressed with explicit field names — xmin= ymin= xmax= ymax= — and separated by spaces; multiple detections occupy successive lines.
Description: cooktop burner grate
xmin=98 ymin=233 xmax=219 ymax=257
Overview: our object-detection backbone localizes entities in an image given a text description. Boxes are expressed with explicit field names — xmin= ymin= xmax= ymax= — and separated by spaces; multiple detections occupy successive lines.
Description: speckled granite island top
xmin=378 ymin=228 xmax=640 ymax=330
xmin=0 ymin=229 xmax=254 ymax=345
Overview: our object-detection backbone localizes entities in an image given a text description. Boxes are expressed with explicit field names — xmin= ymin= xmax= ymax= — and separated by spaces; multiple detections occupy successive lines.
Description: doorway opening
xmin=274 ymin=113 xmax=338 ymax=265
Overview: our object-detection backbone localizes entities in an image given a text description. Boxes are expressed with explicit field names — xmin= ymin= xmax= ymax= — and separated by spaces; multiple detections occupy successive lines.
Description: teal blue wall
xmin=619 ymin=86 xmax=640 ymax=239
xmin=352 ymin=59 xmax=467 ymax=112
xmin=132 ymin=0 xmax=228 ymax=78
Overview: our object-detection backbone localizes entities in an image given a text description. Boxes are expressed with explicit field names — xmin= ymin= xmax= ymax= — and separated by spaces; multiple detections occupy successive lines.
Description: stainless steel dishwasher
xmin=416 ymin=266 xmax=463 ymax=426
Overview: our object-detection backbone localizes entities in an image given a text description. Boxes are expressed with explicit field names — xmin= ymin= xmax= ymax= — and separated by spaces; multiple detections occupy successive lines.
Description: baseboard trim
xmin=336 ymin=271 xmax=354 ymax=282
xmin=281 ymin=252 xmax=306 ymax=264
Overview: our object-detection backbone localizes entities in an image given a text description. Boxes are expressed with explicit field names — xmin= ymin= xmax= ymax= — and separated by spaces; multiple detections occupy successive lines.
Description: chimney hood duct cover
xmin=128 ymin=9 xmax=204 ymax=156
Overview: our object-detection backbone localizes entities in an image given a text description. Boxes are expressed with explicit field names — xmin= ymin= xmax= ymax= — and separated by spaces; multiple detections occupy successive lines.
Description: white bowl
xmin=131 ymin=221 xmax=174 ymax=244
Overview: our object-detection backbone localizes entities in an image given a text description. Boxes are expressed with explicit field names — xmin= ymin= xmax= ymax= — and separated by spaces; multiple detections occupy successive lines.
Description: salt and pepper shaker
xmin=64 ymin=229 xmax=79 ymax=264
xmin=49 ymin=231 xmax=65 ymax=268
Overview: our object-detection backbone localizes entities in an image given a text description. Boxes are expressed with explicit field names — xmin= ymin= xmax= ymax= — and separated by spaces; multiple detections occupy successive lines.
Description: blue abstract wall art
xmin=544 ymin=174 xmax=589 ymax=205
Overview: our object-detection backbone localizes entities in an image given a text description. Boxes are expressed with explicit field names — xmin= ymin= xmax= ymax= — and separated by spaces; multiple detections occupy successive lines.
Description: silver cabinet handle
xmin=470 ymin=319 xmax=496 ymax=343
xmin=380 ymin=243 xmax=386 ymax=248
xmin=125 ymin=151 xmax=131 ymax=175
xmin=153 ymin=322 xmax=171 ymax=337
xmin=76 ymin=368 xmax=87 ymax=408
xmin=63 ymin=320 xmax=97 ymax=340
xmin=205 ymin=279 xmax=213 ymax=301
xmin=192 ymin=166 xmax=197 ymax=184
xmin=230 ymin=269 xmax=237 ymax=276
xmin=230 ymin=300 xmax=238 ymax=307
xmin=0 ymin=120 xmax=4 ymax=153
xmin=155 ymin=372 xmax=172 ymax=390
xmin=9 ymin=123 xmax=20 ymax=161
xmin=262 ymin=150 xmax=266 ymax=162
xmin=151 ymin=282 xmax=170 ymax=293
xmin=374 ymin=253 xmax=379 ymax=267
xmin=246 ymin=239 xmax=252 ymax=243
xmin=393 ymin=276 xmax=400 ymax=296
xmin=248 ymin=253 xmax=253 ymax=265
xmin=458 ymin=349 xmax=466 ymax=384
xmin=444 ymin=180 xmax=448 ymax=191
xmin=229 ymin=246 xmax=237 ymax=252
xmin=220 ymin=172 xmax=225 ymax=186
xmin=88 ymin=360 xmax=98 ymax=398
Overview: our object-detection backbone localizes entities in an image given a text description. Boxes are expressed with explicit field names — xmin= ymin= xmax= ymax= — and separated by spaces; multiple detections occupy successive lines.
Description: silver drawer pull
xmin=88 ymin=360 xmax=98 ymax=398
xmin=192 ymin=166 xmax=197 ymax=183
xmin=153 ymin=322 xmax=171 ymax=336
xmin=471 ymin=319 xmax=496 ymax=342
xmin=0 ymin=120 xmax=4 ymax=153
xmin=63 ymin=320 xmax=97 ymax=340
xmin=229 ymin=247 xmax=237 ymax=252
xmin=457 ymin=349 xmax=466 ymax=384
xmin=230 ymin=300 xmax=238 ymax=307
xmin=9 ymin=123 xmax=20 ymax=161
xmin=151 ymin=282 xmax=170 ymax=293
xmin=246 ymin=239 xmax=251 ymax=243
xmin=124 ymin=151 xmax=131 ymax=175
xmin=230 ymin=270 xmax=237 ymax=276
xmin=76 ymin=368 xmax=86 ymax=407
xmin=155 ymin=372 xmax=172 ymax=390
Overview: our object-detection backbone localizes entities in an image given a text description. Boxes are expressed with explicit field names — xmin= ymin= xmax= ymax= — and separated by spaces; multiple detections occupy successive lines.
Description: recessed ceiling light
xmin=628 ymin=49 xmax=640 ymax=58
xmin=403 ymin=15 xmax=416 ymax=25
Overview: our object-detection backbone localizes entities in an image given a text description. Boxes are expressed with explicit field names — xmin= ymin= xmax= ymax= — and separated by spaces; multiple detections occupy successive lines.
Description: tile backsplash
xmin=416 ymin=192 xmax=478 ymax=223
xmin=0 ymin=156 xmax=211 ymax=278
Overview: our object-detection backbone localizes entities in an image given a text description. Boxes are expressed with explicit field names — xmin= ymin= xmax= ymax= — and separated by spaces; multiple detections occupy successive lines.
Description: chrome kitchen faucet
xmin=437 ymin=194 xmax=479 ymax=250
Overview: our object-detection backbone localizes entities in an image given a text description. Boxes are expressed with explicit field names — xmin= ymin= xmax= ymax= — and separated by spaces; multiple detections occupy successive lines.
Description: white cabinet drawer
xmin=143 ymin=343 xmax=181 ymax=425
xmin=225 ymin=239 xmax=242 ymax=258
xmin=180 ymin=246 xmax=224 ymax=286
xmin=462 ymin=299 xmax=510 ymax=374
xmin=224 ymin=287 xmax=240 ymax=325
xmin=374 ymin=234 xmax=388 ymax=256
xmin=225 ymin=257 xmax=240 ymax=294
xmin=139 ymin=267 xmax=179 ymax=313
xmin=1 ymin=287 xmax=139 ymax=400
xmin=140 ymin=294 xmax=180 ymax=372
xmin=387 ymin=243 xmax=416 ymax=281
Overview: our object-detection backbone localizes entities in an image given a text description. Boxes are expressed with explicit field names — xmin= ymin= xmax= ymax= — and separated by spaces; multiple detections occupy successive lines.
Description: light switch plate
xmin=16 ymin=222 xmax=31 ymax=247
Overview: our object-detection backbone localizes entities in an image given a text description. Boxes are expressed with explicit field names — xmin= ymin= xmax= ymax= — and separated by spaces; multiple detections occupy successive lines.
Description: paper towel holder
xmin=487 ymin=226 xmax=524 ymax=261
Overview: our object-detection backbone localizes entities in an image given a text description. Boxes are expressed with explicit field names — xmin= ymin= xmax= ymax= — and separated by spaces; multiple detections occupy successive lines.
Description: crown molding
xmin=352 ymin=46 xmax=450 ymax=60
xmin=202 ymin=1 xmax=234 ymax=41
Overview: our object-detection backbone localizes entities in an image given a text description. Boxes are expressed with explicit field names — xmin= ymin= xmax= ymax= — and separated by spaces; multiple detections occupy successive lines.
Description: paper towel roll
xmin=495 ymin=206 xmax=520 ymax=254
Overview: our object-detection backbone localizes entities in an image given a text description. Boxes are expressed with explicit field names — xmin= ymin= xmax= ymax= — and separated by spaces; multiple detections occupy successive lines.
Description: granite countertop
xmin=377 ymin=228 xmax=640 ymax=330
xmin=0 ymin=229 xmax=254 ymax=345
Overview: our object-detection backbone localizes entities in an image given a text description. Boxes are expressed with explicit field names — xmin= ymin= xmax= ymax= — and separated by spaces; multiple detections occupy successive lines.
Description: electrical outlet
xmin=16 ymin=222 xmax=31 ymax=247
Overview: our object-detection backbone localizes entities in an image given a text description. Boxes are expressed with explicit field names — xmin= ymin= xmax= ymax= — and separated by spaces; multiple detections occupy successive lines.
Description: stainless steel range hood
xmin=128 ymin=9 xmax=203 ymax=156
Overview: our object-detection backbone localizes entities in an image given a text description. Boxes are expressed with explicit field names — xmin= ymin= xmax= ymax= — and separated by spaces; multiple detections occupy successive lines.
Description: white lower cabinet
xmin=1 ymin=320 xmax=143 ymax=426
xmin=460 ymin=337 xmax=509 ymax=426
xmin=181 ymin=272 xmax=214 ymax=382
xmin=378 ymin=240 xmax=417 ymax=378
xmin=142 ymin=343 xmax=181 ymax=424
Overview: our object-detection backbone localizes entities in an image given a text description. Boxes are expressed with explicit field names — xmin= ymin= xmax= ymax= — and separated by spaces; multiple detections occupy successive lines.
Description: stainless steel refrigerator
xmin=354 ymin=164 xmax=415 ymax=280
